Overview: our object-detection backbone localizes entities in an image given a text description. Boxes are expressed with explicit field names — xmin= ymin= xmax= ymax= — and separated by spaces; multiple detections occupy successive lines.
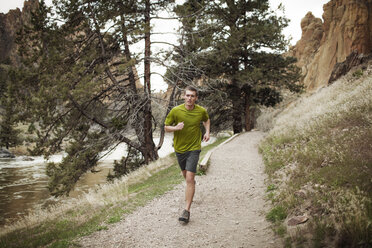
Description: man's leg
xmin=179 ymin=150 xmax=200 ymax=223
xmin=179 ymin=170 xmax=195 ymax=223
xmin=185 ymin=170 xmax=195 ymax=211
xmin=181 ymin=169 xmax=187 ymax=179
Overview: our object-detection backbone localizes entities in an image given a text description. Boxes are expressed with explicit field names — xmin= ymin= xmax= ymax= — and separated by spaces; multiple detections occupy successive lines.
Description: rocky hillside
xmin=0 ymin=0 xmax=38 ymax=65
xmin=288 ymin=0 xmax=372 ymax=91
xmin=260 ymin=58 xmax=372 ymax=247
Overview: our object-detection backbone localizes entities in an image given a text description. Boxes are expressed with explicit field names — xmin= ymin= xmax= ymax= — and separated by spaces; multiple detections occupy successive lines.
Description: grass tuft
xmin=266 ymin=205 xmax=287 ymax=222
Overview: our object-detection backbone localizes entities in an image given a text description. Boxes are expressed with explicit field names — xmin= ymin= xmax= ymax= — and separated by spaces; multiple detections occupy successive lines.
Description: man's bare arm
xmin=164 ymin=122 xmax=184 ymax=132
xmin=202 ymin=119 xmax=210 ymax=142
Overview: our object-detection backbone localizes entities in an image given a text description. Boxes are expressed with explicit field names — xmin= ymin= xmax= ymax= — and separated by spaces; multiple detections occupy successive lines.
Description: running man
xmin=164 ymin=86 xmax=210 ymax=223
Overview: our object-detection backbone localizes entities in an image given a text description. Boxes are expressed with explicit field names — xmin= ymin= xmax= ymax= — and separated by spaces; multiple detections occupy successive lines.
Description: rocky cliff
xmin=0 ymin=0 xmax=38 ymax=65
xmin=288 ymin=0 xmax=372 ymax=91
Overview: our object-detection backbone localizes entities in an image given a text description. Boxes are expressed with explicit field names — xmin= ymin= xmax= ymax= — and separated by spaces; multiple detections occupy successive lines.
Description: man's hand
xmin=175 ymin=122 xmax=184 ymax=131
xmin=202 ymin=119 xmax=210 ymax=142
xmin=203 ymin=132 xmax=210 ymax=142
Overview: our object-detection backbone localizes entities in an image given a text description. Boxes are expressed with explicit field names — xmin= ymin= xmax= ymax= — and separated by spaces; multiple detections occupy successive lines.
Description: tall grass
xmin=259 ymin=63 xmax=372 ymax=247
xmin=0 ymin=137 xmax=229 ymax=248
xmin=0 ymin=156 xmax=178 ymax=247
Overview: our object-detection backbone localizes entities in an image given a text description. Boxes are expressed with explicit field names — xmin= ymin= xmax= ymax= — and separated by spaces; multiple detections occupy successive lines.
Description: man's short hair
xmin=184 ymin=85 xmax=198 ymax=96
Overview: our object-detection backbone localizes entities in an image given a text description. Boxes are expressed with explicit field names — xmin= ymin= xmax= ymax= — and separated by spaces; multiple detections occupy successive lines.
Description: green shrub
xmin=266 ymin=205 xmax=287 ymax=222
xmin=352 ymin=69 xmax=363 ymax=78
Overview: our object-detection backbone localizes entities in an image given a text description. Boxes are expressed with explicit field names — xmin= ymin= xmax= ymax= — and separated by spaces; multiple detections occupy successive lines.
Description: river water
xmin=0 ymin=134 xmax=216 ymax=226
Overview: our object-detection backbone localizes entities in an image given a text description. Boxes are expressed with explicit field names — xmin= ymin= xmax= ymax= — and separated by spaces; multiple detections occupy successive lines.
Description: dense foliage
xmin=12 ymin=0 xmax=173 ymax=196
xmin=0 ymin=67 xmax=22 ymax=149
xmin=172 ymin=0 xmax=302 ymax=133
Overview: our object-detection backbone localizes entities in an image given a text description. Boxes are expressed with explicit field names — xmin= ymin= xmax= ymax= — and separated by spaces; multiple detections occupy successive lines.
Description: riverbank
xmin=0 ymin=136 xmax=228 ymax=247
xmin=0 ymin=133 xmax=217 ymax=226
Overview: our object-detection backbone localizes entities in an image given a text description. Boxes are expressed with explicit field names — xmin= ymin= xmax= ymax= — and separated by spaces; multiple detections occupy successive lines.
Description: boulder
xmin=22 ymin=156 xmax=34 ymax=161
xmin=287 ymin=215 xmax=309 ymax=226
xmin=0 ymin=148 xmax=15 ymax=158
xmin=328 ymin=51 xmax=372 ymax=83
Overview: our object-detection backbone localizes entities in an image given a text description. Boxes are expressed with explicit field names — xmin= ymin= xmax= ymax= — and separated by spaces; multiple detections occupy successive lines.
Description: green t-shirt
xmin=164 ymin=104 xmax=209 ymax=153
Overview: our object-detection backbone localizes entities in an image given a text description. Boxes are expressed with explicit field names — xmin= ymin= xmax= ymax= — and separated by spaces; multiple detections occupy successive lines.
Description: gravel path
xmin=78 ymin=131 xmax=281 ymax=247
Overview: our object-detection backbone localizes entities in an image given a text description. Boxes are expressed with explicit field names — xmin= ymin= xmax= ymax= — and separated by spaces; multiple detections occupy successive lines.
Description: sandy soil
xmin=77 ymin=131 xmax=281 ymax=247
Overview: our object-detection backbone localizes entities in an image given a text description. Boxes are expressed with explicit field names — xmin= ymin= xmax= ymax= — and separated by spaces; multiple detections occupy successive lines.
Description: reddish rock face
xmin=288 ymin=0 xmax=372 ymax=91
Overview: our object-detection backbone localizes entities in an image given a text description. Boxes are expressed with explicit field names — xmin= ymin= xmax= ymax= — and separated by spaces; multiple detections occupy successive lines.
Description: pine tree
xmin=174 ymin=0 xmax=302 ymax=133
xmin=0 ymin=68 xmax=22 ymax=150
xmin=15 ymin=0 xmax=174 ymax=196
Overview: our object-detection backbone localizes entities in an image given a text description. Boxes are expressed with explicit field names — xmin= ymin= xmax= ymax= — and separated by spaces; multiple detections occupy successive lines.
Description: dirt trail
xmin=78 ymin=131 xmax=281 ymax=247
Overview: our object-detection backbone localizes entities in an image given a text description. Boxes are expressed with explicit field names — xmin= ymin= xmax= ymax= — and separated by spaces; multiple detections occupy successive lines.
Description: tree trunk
xmin=244 ymin=88 xmax=252 ymax=131
xmin=143 ymin=0 xmax=158 ymax=163
xmin=250 ymin=107 xmax=256 ymax=130
xmin=244 ymin=104 xmax=256 ymax=131
xmin=120 ymin=15 xmax=138 ymax=94
xmin=231 ymin=84 xmax=242 ymax=134
xmin=245 ymin=104 xmax=251 ymax=131
xmin=157 ymin=84 xmax=178 ymax=151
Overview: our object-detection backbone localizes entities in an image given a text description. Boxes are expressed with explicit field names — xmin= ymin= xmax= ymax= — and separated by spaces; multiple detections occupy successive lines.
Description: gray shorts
xmin=175 ymin=150 xmax=201 ymax=173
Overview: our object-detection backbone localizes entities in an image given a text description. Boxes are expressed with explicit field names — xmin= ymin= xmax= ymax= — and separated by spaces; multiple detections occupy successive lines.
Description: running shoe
xmin=178 ymin=209 xmax=190 ymax=223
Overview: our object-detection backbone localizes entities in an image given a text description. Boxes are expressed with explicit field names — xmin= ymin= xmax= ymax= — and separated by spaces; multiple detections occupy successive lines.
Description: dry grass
xmin=259 ymin=62 xmax=372 ymax=247
xmin=0 ymin=155 xmax=175 ymax=237
xmin=256 ymin=90 xmax=302 ymax=132
xmin=0 ymin=137 xmax=229 ymax=248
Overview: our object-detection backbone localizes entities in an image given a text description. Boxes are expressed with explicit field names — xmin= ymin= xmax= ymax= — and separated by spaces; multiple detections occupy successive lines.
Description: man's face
xmin=184 ymin=90 xmax=198 ymax=107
